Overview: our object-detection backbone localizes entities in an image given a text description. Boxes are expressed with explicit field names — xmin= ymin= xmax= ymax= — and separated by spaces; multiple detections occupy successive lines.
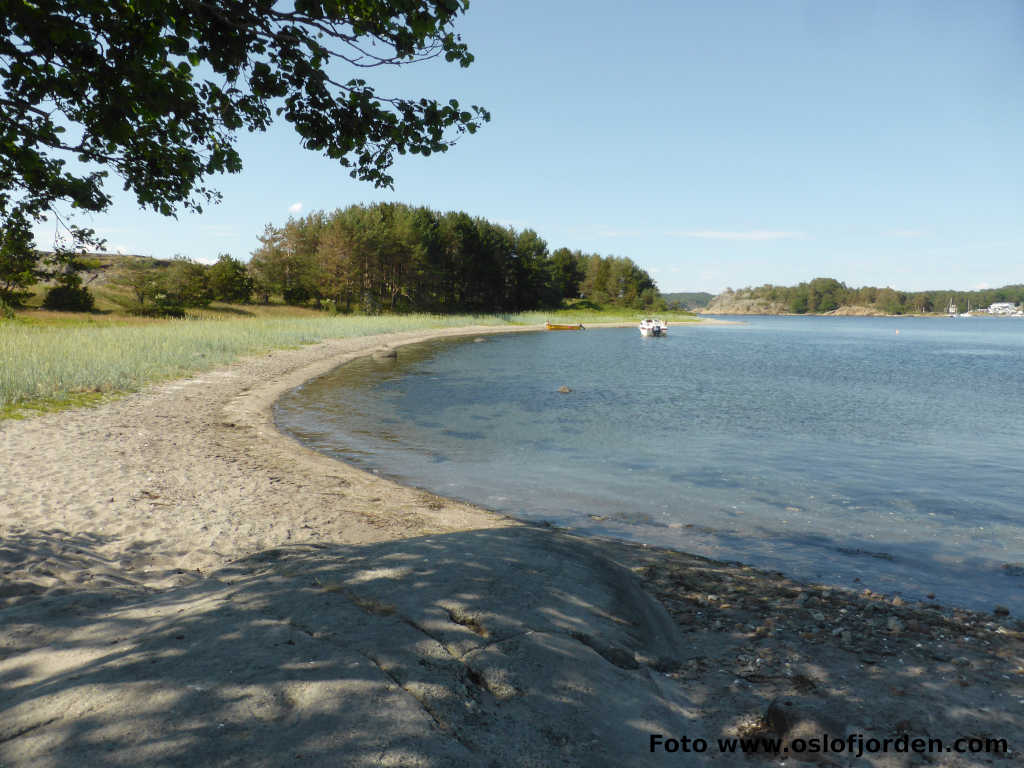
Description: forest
xmin=3 ymin=204 xmax=664 ymax=315
xmin=719 ymin=278 xmax=1024 ymax=315
xmin=245 ymin=203 xmax=661 ymax=313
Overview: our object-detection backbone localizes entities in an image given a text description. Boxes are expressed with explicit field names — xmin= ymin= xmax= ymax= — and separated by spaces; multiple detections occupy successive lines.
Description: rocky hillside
xmin=824 ymin=305 xmax=889 ymax=316
xmin=700 ymin=292 xmax=788 ymax=314
xmin=24 ymin=252 xmax=173 ymax=311
xmin=700 ymin=294 xmax=891 ymax=315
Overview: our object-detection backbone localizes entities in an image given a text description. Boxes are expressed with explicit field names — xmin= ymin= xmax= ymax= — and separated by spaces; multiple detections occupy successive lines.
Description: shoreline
xmin=700 ymin=310 xmax=1020 ymax=318
xmin=2 ymin=319 xmax=1021 ymax=766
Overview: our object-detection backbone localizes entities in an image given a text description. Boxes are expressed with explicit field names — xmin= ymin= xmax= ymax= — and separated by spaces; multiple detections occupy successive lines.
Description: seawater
xmin=275 ymin=317 xmax=1024 ymax=612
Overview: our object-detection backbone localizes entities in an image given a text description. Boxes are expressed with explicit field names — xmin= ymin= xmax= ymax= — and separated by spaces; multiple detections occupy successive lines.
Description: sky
xmin=31 ymin=0 xmax=1024 ymax=294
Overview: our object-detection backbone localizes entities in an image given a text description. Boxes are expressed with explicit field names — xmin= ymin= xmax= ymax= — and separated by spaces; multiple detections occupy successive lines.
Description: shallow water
xmin=275 ymin=317 xmax=1024 ymax=612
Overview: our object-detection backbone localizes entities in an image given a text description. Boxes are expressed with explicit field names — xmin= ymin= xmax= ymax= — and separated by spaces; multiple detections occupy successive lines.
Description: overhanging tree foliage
xmin=0 ymin=0 xmax=489 ymax=297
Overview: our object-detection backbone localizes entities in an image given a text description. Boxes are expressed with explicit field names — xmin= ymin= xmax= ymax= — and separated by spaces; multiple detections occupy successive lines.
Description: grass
xmin=0 ymin=391 xmax=115 ymax=421
xmin=0 ymin=312 xmax=502 ymax=414
xmin=0 ymin=304 xmax=700 ymax=417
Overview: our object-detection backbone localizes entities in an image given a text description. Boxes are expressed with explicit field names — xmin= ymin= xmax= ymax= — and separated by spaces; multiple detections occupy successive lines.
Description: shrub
xmin=163 ymin=256 xmax=212 ymax=307
xmin=42 ymin=285 xmax=95 ymax=312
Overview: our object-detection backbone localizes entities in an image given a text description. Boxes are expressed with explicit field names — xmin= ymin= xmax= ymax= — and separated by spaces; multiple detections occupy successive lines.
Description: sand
xmin=1 ymin=322 xmax=1022 ymax=767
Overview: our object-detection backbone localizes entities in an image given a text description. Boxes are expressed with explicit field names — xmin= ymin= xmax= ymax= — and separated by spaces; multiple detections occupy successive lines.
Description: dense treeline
xmin=722 ymin=278 xmax=1024 ymax=315
xmin=662 ymin=291 xmax=713 ymax=310
xmin=4 ymin=204 xmax=663 ymax=314
xmin=246 ymin=203 xmax=661 ymax=313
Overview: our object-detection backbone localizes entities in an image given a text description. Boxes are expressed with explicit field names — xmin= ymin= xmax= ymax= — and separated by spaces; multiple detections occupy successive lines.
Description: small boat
xmin=545 ymin=322 xmax=585 ymax=330
xmin=639 ymin=318 xmax=668 ymax=337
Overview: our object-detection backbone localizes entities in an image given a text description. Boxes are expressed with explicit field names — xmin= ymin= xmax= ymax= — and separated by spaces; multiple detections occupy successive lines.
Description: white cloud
xmin=670 ymin=230 xmax=808 ymax=241
xmin=288 ymin=202 xmax=303 ymax=214
xmin=974 ymin=282 xmax=991 ymax=290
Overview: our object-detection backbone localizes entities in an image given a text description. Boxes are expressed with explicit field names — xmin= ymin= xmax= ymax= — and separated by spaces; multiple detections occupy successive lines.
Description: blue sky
xmin=33 ymin=0 xmax=1024 ymax=293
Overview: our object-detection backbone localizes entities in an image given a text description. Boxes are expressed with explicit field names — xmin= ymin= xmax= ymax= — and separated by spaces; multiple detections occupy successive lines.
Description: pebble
xmin=887 ymin=616 xmax=905 ymax=633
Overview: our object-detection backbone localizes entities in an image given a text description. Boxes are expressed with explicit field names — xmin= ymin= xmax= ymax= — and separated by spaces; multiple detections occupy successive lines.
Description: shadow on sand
xmin=1 ymin=526 xmax=708 ymax=767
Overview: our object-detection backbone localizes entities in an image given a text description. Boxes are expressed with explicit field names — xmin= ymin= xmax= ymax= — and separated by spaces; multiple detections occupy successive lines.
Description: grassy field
xmin=1 ymin=304 xmax=697 ymax=417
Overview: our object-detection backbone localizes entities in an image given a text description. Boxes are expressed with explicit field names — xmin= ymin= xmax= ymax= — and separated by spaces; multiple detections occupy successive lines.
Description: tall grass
xmin=1 ymin=308 xmax=700 ymax=412
xmin=0 ymin=313 xmax=513 ymax=410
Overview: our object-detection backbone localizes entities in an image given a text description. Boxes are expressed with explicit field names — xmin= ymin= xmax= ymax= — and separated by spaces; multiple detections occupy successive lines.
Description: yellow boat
xmin=545 ymin=322 xmax=585 ymax=330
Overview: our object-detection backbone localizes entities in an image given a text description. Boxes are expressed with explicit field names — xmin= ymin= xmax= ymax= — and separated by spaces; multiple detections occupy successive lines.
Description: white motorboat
xmin=639 ymin=318 xmax=668 ymax=337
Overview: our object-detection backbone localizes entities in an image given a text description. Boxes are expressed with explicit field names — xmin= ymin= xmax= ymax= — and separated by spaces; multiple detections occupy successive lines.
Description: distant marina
xmin=949 ymin=301 xmax=1024 ymax=317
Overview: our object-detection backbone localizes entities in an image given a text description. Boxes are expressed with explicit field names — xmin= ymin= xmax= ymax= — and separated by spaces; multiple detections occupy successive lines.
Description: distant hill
xmin=660 ymin=291 xmax=714 ymax=310
xmin=701 ymin=278 xmax=1024 ymax=315
xmin=27 ymin=251 xmax=172 ymax=311
xmin=35 ymin=251 xmax=170 ymax=285
xmin=703 ymin=293 xmax=788 ymax=315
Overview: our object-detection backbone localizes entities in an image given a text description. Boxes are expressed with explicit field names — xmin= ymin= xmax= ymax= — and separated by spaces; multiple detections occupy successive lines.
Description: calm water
xmin=275 ymin=317 xmax=1024 ymax=612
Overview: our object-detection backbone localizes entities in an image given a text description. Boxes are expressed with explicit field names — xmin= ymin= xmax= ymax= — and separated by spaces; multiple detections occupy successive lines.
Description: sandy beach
xmin=2 ymin=322 xmax=1021 ymax=767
